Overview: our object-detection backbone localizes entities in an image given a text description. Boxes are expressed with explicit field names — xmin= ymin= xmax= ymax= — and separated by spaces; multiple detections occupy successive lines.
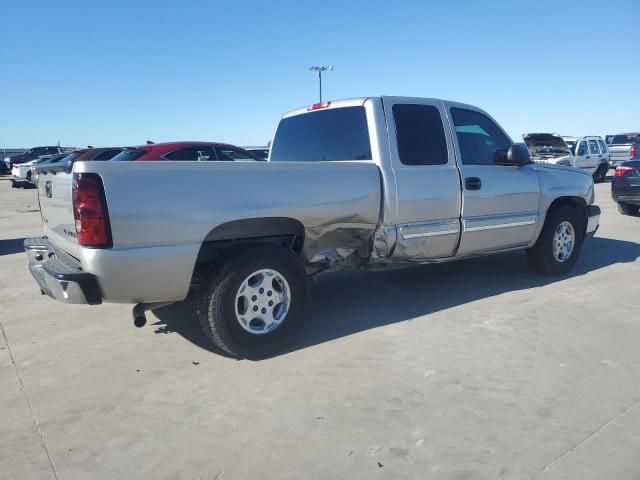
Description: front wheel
xmin=618 ymin=202 xmax=639 ymax=216
xmin=527 ymin=206 xmax=584 ymax=275
xmin=197 ymin=244 xmax=307 ymax=359
xmin=593 ymin=164 xmax=607 ymax=183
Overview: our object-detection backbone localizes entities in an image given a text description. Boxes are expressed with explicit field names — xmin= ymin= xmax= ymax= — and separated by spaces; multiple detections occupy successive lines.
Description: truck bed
xmin=36 ymin=160 xmax=382 ymax=302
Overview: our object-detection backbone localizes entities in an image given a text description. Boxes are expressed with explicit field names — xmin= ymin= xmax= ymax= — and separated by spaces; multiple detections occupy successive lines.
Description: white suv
xmin=562 ymin=136 xmax=609 ymax=183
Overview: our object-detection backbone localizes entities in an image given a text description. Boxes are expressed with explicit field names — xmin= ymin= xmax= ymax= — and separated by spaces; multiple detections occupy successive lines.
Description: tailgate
xmin=609 ymin=145 xmax=631 ymax=163
xmin=37 ymin=166 xmax=81 ymax=259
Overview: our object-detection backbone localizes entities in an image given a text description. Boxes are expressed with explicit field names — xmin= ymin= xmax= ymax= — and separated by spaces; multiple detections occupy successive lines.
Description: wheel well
xmin=192 ymin=217 xmax=305 ymax=283
xmin=547 ymin=196 xmax=587 ymax=230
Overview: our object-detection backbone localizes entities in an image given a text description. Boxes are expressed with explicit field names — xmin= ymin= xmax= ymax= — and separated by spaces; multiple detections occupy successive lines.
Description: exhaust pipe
xmin=132 ymin=302 xmax=174 ymax=328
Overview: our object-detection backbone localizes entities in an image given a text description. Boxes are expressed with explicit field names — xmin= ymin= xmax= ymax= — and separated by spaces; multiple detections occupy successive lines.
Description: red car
xmin=111 ymin=142 xmax=265 ymax=162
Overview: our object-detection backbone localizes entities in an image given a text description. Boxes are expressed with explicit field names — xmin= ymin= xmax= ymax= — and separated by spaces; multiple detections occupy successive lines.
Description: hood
xmin=523 ymin=133 xmax=572 ymax=157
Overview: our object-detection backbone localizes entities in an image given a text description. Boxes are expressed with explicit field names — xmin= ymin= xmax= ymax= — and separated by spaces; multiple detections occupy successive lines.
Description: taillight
xmin=72 ymin=173 xmax=112 ymax=247
xmin=615 ymin=166 xmax=634 ymax=177
xmin=630 ymin=144 xmax=637 ymax=159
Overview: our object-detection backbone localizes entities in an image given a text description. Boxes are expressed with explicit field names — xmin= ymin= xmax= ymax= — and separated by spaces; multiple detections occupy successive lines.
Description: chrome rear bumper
xmin=24 ymin=237 xmax=102 ymax=305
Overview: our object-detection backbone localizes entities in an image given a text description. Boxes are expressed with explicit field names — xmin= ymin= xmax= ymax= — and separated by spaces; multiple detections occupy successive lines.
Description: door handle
xmin=465 ymin=177 xmax=482 ymax=190
xmin=585 ymin=156 xmax=591 ymax=159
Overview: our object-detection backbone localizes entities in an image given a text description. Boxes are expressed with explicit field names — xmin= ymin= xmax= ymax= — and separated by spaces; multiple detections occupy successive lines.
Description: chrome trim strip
xmin=464 ymin=220 xmax=536 ymax=232
xmin=463 ymin=211 xmax=538 ymax=233
xmin=399 ymin=219 xmax=460 ymax=240
xmin=403 ymin=229 xmax=459 ymax=239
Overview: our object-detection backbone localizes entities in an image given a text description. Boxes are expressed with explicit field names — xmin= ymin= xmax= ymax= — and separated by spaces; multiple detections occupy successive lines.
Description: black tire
xmin=593 ymin=165 xmax=606 ymax=183
xmin=618 ymin=202 xmax=639 ymax=216
xmin=527 ymin=206 xmax=584 ymax=275
xmin=197 ymin=244 xmax=307 ymax=359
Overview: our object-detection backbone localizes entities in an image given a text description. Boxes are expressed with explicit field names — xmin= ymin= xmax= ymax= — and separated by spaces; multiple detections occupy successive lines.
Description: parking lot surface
xmin=1 ymin=175 xmax=639 ymax=480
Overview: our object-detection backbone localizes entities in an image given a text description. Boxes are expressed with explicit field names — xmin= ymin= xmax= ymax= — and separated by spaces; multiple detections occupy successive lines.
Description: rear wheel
xmin=197 ymin=244 xmax=307 ymax=359
xmin=618 ymin=202 xmax=639 ymax=216
xmin=527 ymin=206 xmax=584 ymax=275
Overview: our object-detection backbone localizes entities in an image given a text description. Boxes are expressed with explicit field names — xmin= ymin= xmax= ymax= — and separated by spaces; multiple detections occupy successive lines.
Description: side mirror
xmin=495 ymin=144 xmax=531 ymax=166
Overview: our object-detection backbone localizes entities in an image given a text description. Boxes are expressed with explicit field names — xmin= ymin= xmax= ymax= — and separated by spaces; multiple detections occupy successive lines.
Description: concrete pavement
xmin=1 ymin=175 xmax=639 ymax=479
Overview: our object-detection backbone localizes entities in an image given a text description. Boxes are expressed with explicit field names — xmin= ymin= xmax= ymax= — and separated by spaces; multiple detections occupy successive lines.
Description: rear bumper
xmin=611 ymin=184 xmax=640 ymax=204
xmin=610 ymin=160 xmax=631 ymax=168
xmin=585 ymin=205 xmax=600 ymax=239
xmin=612 ymin=195 xmax=640 ymax=205
xmin=24 ymin=237 xmax=102 ymax=305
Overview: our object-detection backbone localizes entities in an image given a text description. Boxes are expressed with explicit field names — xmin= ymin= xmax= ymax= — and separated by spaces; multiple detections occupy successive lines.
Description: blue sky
xmin=1 ymin=0 xmax=638 ymax=148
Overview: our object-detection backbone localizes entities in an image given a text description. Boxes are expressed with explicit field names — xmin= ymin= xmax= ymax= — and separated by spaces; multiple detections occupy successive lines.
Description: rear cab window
xmin=611 ymin=135 xmax=636 ymax=145
xmin=270 ymin=106 xmax=372 ymax=162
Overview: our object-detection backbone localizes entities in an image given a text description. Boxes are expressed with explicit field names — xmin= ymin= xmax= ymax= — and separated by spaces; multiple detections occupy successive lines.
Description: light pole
xmin=309 ymin=65 xmax=333 ymax=103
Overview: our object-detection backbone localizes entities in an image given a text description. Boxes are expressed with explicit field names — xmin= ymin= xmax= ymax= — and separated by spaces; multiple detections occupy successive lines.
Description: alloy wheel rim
xmin=552 ymin=221 xmax=575 ymax=263
xmin=234 ymin=269 xmax=291 ymax=334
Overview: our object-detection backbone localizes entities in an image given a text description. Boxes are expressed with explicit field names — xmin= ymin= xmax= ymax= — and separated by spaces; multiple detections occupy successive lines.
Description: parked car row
xmin=5 ymin=142 xmax=267 ymax=188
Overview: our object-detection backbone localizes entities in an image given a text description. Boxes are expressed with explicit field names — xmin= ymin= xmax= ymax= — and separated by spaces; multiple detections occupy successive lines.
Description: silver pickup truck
xmin=607 ymin=132 xmax=640 ymax=168
xmin=25 ymin=97 xmax=600 ymax=358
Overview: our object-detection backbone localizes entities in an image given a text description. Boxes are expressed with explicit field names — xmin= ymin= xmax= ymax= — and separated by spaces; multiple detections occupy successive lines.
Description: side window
xmin=597 ymin=140 xmax=607 ymax=154
xmin=164 ymin=146 xmax=214 ymax=161
xmin=392 ymin=104 xmax=448 ymax=165
xmin=588 ymin=140 xmax=599 ymax=155
xmin=215 ymin=147 xmax=260 ymax=161
xmin=31 ymin=148 xmax=46 ymax=156
xmin=577 ymin=141 xmax=588 ymax=156
xmin=450 ymin=108 xmax=511 ymax=165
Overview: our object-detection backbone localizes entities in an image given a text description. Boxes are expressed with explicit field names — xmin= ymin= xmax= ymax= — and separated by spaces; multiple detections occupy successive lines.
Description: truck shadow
xmin=151 ymin=236 xmax=640 ymax=358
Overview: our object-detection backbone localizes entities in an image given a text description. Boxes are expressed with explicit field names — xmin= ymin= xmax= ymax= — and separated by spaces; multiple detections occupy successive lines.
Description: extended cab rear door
xmin=382 ymin=98 xmax=462 ymax=260
xmin=446 ymin=104 xmax=540 ymax=255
